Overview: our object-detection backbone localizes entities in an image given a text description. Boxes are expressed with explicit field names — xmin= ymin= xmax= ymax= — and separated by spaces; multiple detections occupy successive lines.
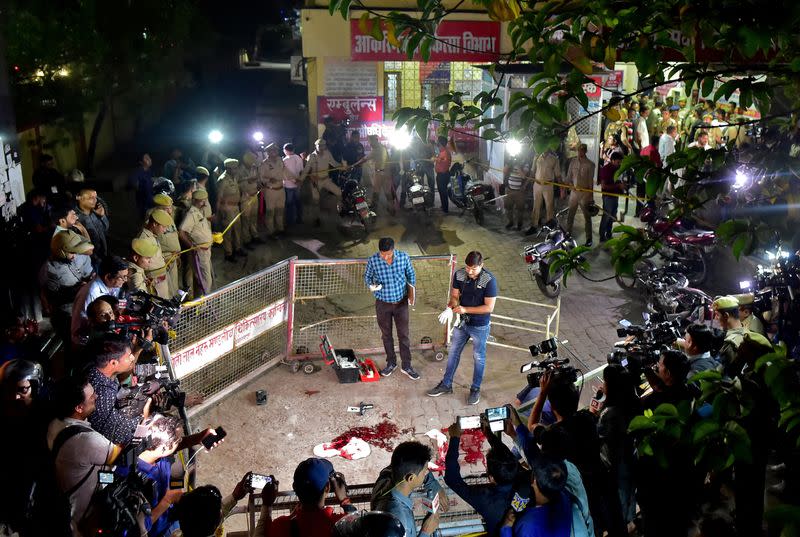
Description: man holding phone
xmin=429 ymin=251 xmax=498 ymax=405
xmin=364 ymin=237 xmax=419 ymax=379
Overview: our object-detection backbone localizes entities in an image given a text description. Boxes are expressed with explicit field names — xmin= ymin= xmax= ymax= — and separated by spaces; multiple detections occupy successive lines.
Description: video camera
xmin=520 ymin=337 xmax=579 ymax=388
xmin=608 ymin=315 xmax=681 ymax=377
xmin=91 ymin=470 xmax=155 ymax=536
xmin=117 ymin=364 xmax=186 ymax=418
xmin=113 ymin=290 xmax=187 ymax=344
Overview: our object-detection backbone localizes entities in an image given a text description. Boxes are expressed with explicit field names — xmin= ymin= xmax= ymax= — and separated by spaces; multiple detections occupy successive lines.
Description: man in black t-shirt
xmin=342 ymin=130 xmax=366 ymax=183
xmin=428 ymin=251 xmax=498 ymax=405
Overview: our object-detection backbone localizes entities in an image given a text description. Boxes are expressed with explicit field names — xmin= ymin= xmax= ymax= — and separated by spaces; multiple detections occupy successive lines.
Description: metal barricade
xmin=486 ymin=295 xmax=561 ymax=355
xmin=168 ymin=259 xmax=292 ymax=413
xmin=287 ymin=255 xmax=456 ymax=359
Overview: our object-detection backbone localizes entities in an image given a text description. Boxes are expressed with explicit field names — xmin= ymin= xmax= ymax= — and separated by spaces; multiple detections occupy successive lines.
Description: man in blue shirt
xmin=364 ymin=237 xmax=419 ymax=379
xmin=428 ymin=251 xmax=498 ymax=405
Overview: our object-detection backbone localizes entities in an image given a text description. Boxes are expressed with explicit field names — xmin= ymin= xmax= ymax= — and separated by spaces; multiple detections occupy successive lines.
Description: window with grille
xmin=383 ymin=61 xmax=484 ymax=110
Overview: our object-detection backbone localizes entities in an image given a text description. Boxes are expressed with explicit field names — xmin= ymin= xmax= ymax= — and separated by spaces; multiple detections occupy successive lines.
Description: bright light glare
xmin=507 ymin=139 xmax=523 ymax=157
xmin=739 ymin=280 xmax=752 ymax=290
xmin=208 ymin=130 xmax=223 ymax=144
xmin=732 ymin=168 xmax=749 ymax=190
xmin=389 ymin=127 xmax=412 ymax=150
xmin=252 ymin=131 xmax=264 ymax=142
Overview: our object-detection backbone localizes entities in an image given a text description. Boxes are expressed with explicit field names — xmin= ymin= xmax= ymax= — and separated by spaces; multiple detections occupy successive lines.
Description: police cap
xmin=132 ymin=238 xmax=159 ymax=258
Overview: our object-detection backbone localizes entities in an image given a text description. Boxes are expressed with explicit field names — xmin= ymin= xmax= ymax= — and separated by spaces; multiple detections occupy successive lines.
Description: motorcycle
xmin=521 ymin=210 xmax=581 ymax=298
xmin=448 ymin=161 xmax=494 ymax=225
xmin=338 ymin=170 xmax=375 ymax=233
xmin=618 ymin=200 xmax=716 ymax=287
xmin=400 ymin=165 xmax=434 ymax=215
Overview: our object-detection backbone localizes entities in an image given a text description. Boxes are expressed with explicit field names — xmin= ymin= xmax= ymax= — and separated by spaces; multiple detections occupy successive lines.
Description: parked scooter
xmin=521 ymin=209 xmax=581 ymax=298
xmin=338 ymin=170 xmax=375 ymax=233
xmin=400 ymin=165 xmax=434 ymax=215
xmin=448 ymin=161 xmax=494 ymax=224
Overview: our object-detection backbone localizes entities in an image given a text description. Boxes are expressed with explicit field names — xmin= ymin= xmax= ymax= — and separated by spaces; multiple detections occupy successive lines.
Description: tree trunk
xmin=86 ymin=98 xmax=108 ymax=176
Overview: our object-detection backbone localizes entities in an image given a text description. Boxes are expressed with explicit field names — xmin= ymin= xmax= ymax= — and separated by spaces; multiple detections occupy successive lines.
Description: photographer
xmin=71 ymin=256 xmax=129 ymax=346
xmin=641 ymin=350 xmax=693 ymax=410
xmin=444 ymin=418 xmax=519 ymax=535
xmin=677 ymin=323 xmax=718 ymax=379
xmin=47 ymin=374 xmax=122 ymax=533
xmin=256 ymin=458 xmax=357 ymax=536
xmin=171 ymin=476 xmax=252 ymax=537
xmin=87 ymin=333 xmax=152 ymax=445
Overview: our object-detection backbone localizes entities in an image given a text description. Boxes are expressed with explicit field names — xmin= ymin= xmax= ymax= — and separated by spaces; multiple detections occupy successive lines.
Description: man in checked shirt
xmin=364 ymin=237 xmax=419 ymax=380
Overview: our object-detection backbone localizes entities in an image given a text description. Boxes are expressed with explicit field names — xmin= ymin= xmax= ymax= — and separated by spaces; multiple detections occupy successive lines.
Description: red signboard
xmin=317 ymin=96 xmax=384 ymax=124
xmin=351 ymin=20 xmax=501 ymax=62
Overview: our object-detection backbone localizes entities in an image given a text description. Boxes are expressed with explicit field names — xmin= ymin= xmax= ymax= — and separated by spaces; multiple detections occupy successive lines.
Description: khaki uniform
xmin=158 ymin=222 xmax=181 ymax=297
xmin=565 ymin=156 xmax=596 ymax=242
xmin=259 ymin=156 xmax=287 ymax=235
xmin=300 ymin=150 xmax=342 ymax=223
xmin=196 ymin=185 xmax=212 ymax=219
xmin=239 ymin=165 xmax=260 ymax=243
xmin=179 ymin=205 xmax=214 ymax=296
xmin=173 ymin=198 xmax=193 ymax=292
xmin=531 ymin=152 xmax=561 ymax=226
xmin=128 ymin=262 xmax=149 ymax=295
xmin=742 ymin=313 xmax=765 ymax=336
xmin=135 ymin=229 xmax=170 ymax=298
xmin=216 ymin=170 xmax=243 ymax=256
xmin=719 ymin=327 xmax=750 ymax=376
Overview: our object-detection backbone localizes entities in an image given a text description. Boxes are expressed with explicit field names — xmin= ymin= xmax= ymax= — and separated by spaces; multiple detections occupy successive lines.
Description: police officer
xmin=712 ymin=295 xmax=751 ymax=377
xmin=195 ymin=166 xmax=213 ymax=220
xmin=259 ymin=143 xmax=287 ymax=238
xmin=428 ymin=251 xmax=498 ymax=405
xmin=178 ymin=190 xmax=214 ymax=297
xmin=216 ymin=158 xmax=246 ymax=262
xmin=300 ymin=139 xmax=342 ymax=226
xmin=127 ymin=238 xmax=159 ymax=294
xmin=136 ymin=209 xmax=173 ymax=298
xmin=147 ymin=194 xmax=182 ymax=297
xmin=526 ymin=150 xmax=562 ymax=235
xmin=239 ymin=151 xmax=262 ymax=247
xmin=735 ymin=294 xmax=766 ymax=336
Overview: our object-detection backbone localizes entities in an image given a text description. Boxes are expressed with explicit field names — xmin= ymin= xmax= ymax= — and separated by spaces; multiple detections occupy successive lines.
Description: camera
xmin=117 ymin=374 xmax=186 ymax=418
xmin=608 ymin=317 xmax=681 ymax=378
xmin=520 ymin=338 xmax=578 ymax=388
xmin=113 ymin=290 xmax=187 ymax=344
xmin=91 ymin=470 xmax=155 ymax=536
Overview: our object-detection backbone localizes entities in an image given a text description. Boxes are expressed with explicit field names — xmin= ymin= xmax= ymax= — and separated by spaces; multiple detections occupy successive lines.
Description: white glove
xmin=369 ymin=284 xmax=383 ymax=292
xmin=437 ymin=307 xmax=453 ymax=325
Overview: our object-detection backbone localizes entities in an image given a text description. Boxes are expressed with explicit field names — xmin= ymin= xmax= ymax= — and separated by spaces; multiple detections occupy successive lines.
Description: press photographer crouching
xmin=640 ymin=349 xmax=693 ymax=410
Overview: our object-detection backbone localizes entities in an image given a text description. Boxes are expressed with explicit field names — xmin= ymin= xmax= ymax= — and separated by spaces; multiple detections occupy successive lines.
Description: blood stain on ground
xmin=303 ymin=390 xmax=320 ymax=396
xmin=430 ymin=428 xmax=487 ymax=473
xmin=329 ymin=420 xmax=414 ymax=452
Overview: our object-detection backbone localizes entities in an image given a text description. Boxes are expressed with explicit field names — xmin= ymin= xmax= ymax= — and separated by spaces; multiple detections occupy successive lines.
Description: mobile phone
xmin=248 ymin=473 xmax=272 ymax=491
xmin=485 ymin=406 xmax=509 ymax=421
xmin=201 ymin=426 xmax=227 ymax=450
xmin=98 ymin=471 xmax=115 ymax=485
xmin=489 ymin=420 xmax=504 ymax=433
xmin=459 ymin=415 xmax=481 ymax=430
xmin=421 ymin=493 xmax=439 ymax=514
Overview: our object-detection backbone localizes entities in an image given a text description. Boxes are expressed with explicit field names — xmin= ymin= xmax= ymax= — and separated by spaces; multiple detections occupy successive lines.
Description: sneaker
xmin=468 ymin=389 xmax=481 ymax=405
xmin=401 ymin=367 xmax=421 ymax=380
xmin=380 ymin=364 xmax=397 ymax=377
xmin=427 ymin=382 xmax=453 ymax=397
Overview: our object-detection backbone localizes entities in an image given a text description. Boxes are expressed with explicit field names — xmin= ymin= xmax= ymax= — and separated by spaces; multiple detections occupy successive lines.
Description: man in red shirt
xmin=598 ymin=152 xmax=625 ymax=242
xmin=257 ymin=458 xmax=356 ymax=537
xmin=434 ymin=136 xmax=452 ymax=213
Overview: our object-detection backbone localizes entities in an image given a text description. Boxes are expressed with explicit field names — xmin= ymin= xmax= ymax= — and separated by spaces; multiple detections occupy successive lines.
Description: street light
xmin=506 ymin=139 xmax=523 ymax=157
xmin=208 ymin=129 xmax=224 ymax=144
xmin=252 ymin=131 xmax=264 ymax=143
xmin=389 ymin=127 xmax=412 ymax=150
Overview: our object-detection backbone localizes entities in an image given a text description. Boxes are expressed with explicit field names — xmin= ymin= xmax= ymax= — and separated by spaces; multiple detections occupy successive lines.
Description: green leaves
xmin=716 ymin=219 xmax=756 ymax=260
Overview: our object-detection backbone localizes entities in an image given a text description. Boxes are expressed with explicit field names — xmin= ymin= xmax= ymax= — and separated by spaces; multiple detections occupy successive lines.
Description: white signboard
xmin=325 ymin=59 xmax=378 ymax=96
xmin=171 ymin=325 xmax=236 ymax=379
xmin=234 ymin=299 xmax=289 ymax=347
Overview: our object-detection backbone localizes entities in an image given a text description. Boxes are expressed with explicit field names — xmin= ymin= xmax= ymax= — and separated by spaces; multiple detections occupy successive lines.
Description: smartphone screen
xmin=485 ymin=406 xmax=509 ymax=421
xmin=98 ymin=471 xmax=114 ymax=485
xmin=249 ymin=473 xmax=272 ymax=490
xmin=459 ymin=415 xmax=481 ymax=429
xmin=489 ymin=420 xmax=504 ymax=433
xmin=202 ymin=426 xmax=227 ymax=450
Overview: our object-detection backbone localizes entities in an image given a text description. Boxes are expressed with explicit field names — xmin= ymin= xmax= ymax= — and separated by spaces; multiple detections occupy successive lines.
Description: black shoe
xmin=505 ymin=222 xmax=514 ymax=229
xmin=585 ymin=240 xmax=593 ymax=247
xmin=225 ymin=255 xmax=237 ymax=263
xmin=525 ymin=226 xmax=538 ymax=236
xmin=380 ymin=364 xmax=397 ymax=377
xmin=401 ymin=367 xmax=421 ymax=380
xmin=516 ymin=223 xmax=522 ymax=231
xmin=427 ymin=382 xmax=453 ymax=397
xmin=468 ymin=388 xmax=481 ymax=405
xmin=235 ymin=249 xmax=248 ymax=257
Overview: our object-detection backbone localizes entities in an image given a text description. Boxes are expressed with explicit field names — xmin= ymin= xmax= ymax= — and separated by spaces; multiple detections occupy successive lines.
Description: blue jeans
xmin=599 ymin=194 xmax=619 ymax=241
xmin=285 ymin=187 xmax=302 ymax=224
xmin=442 ymin=323 xmax=490 ymax=391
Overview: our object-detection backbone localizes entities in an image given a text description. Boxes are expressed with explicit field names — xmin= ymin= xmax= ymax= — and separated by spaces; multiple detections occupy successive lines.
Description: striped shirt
xmin=364 ymin=250 xmax=416 ymax=303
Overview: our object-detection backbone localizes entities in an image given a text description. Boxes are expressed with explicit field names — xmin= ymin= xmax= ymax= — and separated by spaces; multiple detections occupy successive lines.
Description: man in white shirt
xmin=48 ymin=375 xmax=122 ymax=532
xmin=70 ymin=256 xmax=128 ymax=346
xmin=658 ymin=125 xmax=678 ymax=166
xmin=634 ymin=105 xmax=651 ymax=152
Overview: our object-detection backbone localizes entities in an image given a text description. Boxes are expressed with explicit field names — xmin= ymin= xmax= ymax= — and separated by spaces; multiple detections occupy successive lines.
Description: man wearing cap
xmin=136 ymin=210 xmax=173 ymax=298
xmin=147 ymin=196 xmax=182 ymax=297
xmin=256 ymin=457 xmax=356 ymax=537
xmin=300 ymin=138 xmax=342 ymax=226
xmin=216 ymin=158 xmax=246 ymax=262
xmin=564 ymin=143 xmax=595 ymax=247
xmin=713 ymin=295 xmax=752 ymax=377
xmin=259 ymin=143 xmax=287 ymax=238
xmin=179 ymin=190 xmax=214 ymax=297
xmin=194 ymin=167 xmax=213 ymax=220
xmin=239 ymin=151 xmax=262 ymax=247
xmin=127 ymin=238 xmax=159 ymax=295
xmin=736 ymin=294 xmax=766 ymax=336
xmin=40 ymin=231 xmax=94 ymax=337
xmin=526 ymin=150 xmax=562 ymax=235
